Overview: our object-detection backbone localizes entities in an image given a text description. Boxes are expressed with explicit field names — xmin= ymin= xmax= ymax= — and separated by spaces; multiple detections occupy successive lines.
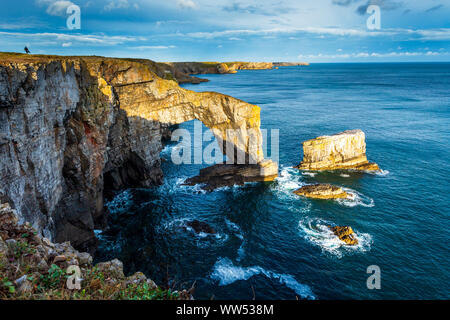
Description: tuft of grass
xmin=118 ymin=282 xmax=179 ymax=301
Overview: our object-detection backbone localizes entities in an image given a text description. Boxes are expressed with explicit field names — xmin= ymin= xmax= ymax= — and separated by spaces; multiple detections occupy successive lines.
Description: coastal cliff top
xmin=0 ymin=52 xmax=308 ymax=67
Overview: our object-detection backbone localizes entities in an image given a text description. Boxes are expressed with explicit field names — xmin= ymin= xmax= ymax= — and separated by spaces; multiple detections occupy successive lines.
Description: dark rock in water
xmin=186 ymin=220 xmax=216 ymax=234
xmin=328 ymin=226 xmax=359 ymax=246
xmin=183 ymin=160 xmax=278 ymax=191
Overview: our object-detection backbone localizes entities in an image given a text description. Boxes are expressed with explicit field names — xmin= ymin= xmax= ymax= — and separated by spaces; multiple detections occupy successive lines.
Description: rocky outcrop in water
xmin=296 ymin=130 xmax=380 ymax=171
xmin=184 ymin=160 xmax=278 ymax=191
xmin=294 ymin=184 xmax=348 ymax=199
xmin=329 ymin=226 xmax=358 ymax=246
xmin=0 ymin=52 xmax=274 ymax=251
xmin=186 ymin=220 xmax=216 ymax=234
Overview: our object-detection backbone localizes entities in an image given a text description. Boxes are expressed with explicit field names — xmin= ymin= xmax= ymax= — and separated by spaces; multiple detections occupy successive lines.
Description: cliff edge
xmin=0 ymin=52 xmax=275 ymax=251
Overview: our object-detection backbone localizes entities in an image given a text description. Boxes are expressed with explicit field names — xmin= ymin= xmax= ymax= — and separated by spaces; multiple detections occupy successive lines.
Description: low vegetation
xmin=0 ymin=202 xmax=191 ymax=300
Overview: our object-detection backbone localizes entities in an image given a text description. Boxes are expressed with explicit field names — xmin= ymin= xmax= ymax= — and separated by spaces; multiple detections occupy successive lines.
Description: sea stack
xmin=297 ymin=130 xmax=380 ymax=171
xmin=329 ymin=226 xmax=359 ymax=246
xmin=293 ymin=184 xmax=348 ymax=199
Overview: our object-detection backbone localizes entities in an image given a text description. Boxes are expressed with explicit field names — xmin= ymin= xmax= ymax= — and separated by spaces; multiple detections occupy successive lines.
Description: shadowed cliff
xmin=0 ymin=52 xmax=276 ymax=251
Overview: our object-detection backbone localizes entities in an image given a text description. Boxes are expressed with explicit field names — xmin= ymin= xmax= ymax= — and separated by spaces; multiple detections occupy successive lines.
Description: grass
xmin=0 ymin=221 xmax=183 ymax=300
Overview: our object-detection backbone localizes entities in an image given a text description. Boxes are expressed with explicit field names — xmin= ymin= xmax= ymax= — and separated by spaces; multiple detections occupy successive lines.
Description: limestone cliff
xmin=297 ymin=130 xmax=380 ymax=171
xmin=150 ymin=61 xmax=308 ymax=84
xmin=168 ymin=62 xmax=274 ymax=76
xmin=0 ymin=52 xmax=274 ymax=251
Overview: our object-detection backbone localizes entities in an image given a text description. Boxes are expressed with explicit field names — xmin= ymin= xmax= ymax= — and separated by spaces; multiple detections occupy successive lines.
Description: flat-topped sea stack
xmin=297 ymin=130 xmax=380 ymax=171
xmin=329 ymin=226 xmax=359 ymax=246
xmin=294 ymin=184 xmax=348 ymax=199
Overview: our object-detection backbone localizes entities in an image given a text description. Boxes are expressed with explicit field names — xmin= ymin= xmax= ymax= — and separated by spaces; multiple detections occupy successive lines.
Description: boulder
xmin=96 ymin=259 xmax=125 ymax=280
xmin=186 ymin=220 xmax=216 ymax=234
xmin=294 ymin=184 xmax=348 ymax=199
xmin=126 ymin=272 xmax=148 ymax=286
xmin=329 ymin=226 xmax=358 ymax=245
xmin=297 ymin=130 xmax=380 ymax=171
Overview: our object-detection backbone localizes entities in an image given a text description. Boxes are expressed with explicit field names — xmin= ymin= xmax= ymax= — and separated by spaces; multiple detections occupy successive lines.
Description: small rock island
xmin=297 ymin=130 xmax=380 ymax=171
xmin=329 ymin=226 xmax=359 ymax=246
xmin=294 ymin=184 xmax=349 ymax=199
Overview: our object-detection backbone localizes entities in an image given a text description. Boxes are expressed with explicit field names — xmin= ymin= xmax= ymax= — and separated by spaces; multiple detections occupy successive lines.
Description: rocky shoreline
xmin=0 ymin=52 xmax=375 ymax=296
xmin=0 ymin=202 xmax=192 ymax=299
xmin=151 ymin=61 xmax=309 ymax=84
xmin=0 ymin=52 xmax=279 ymax=252
xmin=0 ymin=52 xmax=289 ymax=298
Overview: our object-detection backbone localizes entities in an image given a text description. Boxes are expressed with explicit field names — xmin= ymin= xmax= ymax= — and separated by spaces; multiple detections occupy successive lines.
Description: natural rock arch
xmin=0 ymin=55 xmax=277 ymax=250
xmin=93 ymin=59 xmax=266 ymax=165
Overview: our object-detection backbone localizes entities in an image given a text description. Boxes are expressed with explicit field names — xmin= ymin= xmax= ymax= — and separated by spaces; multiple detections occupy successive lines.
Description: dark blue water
xmin=97 ymin=63 xmax=450 ymax=299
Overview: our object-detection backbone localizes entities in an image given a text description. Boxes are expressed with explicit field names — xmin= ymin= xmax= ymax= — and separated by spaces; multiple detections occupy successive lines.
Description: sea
xmin=96 ymin=63 xmax=450 ymax=300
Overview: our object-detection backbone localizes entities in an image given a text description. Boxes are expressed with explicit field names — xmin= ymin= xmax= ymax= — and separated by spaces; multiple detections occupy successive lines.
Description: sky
xmin=0 ymin=0 xmax=449 ymax=62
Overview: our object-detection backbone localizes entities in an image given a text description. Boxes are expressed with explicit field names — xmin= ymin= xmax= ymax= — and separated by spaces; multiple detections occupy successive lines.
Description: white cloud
xmin=37 ymin=0 xmax=75 ymax=17
xmin=177 ymin=0 xmax=196 ymax=9
xmin=0 ymin=31 xmax=145 ymax=46
xmin=132 ymin=45 xmax=177 ymax=50
xmin=178 ymin=26 xmax=450 ymax=41
xmin=62 ymin=42 xmax=72 ymax=47
xmin=104 ymin=0 xmax=130 ymax=11
xmin=298 ymin=50 xmax=449 ymax=59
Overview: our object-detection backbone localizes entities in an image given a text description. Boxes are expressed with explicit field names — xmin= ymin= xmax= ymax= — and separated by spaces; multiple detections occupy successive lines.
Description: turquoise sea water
xmin=96 ymin=63 xmax=450 ymax=299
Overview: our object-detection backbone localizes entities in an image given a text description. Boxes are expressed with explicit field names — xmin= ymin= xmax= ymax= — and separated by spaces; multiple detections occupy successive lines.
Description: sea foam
xmin=336 ymin=188 xmax=375 ymax=207
xmin=298 ymin=218 xmax=373 ymax=259
xmin=210 ymin=257 xmax=315 ymax=299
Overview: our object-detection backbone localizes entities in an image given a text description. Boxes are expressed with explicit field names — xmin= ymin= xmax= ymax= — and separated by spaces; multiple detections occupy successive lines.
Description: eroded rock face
xmin=293 ymin=184 xmax=348 ymax=199
xmin=0 ymin=53 xmax=272 ymax=250
xmin=297 ymin=130 xmax=380 ymax=171
xmin=184 ymin=160 xmax=278 ymax=191
xmin=168 ymin=62 xmax=274 ymax=76
xmin=329 ymin=226 xmax=358 ymax=245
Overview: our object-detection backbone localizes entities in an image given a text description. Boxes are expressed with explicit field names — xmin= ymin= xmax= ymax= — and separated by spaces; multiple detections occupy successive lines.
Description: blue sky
xmin=1 ymin=0 xmax=449 ymax=62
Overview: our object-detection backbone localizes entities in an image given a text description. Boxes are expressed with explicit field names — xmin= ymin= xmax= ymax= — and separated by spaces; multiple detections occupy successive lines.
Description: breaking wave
xmin=159 ymin=217 xmax=229 ymax=248
xmin=374 ymin=169 xmax=390 ymax=177
xmin=225 ymin=219 xmax=245 ymax=260
xmin=302 ymin=171 xmax=317 ymax=177
xmin=272 ymin=166 xmax=305 ymax=198
xmin=210 ymin=257 xmax=315 ymax=299
xmin=298 ymin=218 xmax=373 ymax=259
xmin=336 ymin=188 xmax=375 ymax=207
